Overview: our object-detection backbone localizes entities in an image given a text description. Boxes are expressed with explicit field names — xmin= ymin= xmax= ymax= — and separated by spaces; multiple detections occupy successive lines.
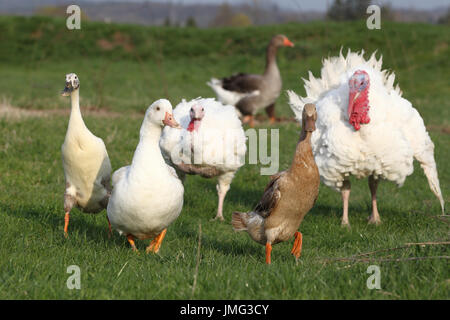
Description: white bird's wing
xmin=112 ymin=165 xmax=129 ymax=187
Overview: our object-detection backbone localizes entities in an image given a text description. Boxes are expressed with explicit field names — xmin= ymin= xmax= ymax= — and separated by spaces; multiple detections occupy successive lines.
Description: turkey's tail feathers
xmin=287 ymin=90 xmax=305 ymax=123
xmin=415 ymin=142 xmax=445 ymax=214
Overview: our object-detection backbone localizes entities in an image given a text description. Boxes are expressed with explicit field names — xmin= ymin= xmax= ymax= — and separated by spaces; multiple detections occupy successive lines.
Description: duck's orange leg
xmin=249 ymin=116 xmax=255 ymax=128
xmin=265 ymin=242 xmax=272 ymax=265
xmin=242 ymin=115 xmax=255 ymax=128
xmin=64 ymin=212 xmax=70 ymax=238
xmin=146 ymin=229 xmax=167 ymax=254
xmin=265 ymin=103 xmax=276 ymax=124
xmin=127 ymin=234 xmax=138 ymax=252
xmin=107 ymin=216 xmax=112 ymax=238
xmin=291 ymin=231 xmax=303 ymax=260
xmin=269 ymin=116 xmax=276 ymax=124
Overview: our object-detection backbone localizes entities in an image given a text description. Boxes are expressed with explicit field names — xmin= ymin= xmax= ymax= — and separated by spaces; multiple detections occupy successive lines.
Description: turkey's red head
xmin=187 ymin=104 xmax=205 ymax=132
xmin=348 ymin=70 xmax=370 ymax=131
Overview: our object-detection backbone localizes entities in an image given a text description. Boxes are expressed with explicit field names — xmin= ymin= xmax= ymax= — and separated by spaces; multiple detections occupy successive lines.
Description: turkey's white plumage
xmin=160 ymin=97 xmax=247 ymax=172
xmin=288 ymin=49 xmax=444 ymax=220
xmin=160 ymin=97 xmax=247 ymax=220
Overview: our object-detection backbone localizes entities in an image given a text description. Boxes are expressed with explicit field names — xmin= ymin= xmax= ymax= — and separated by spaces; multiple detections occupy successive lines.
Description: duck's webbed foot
xmin=291 ymin=231 xmax=303 ymax=261
xmin=146 ymin=229 xmax=167 ymax=254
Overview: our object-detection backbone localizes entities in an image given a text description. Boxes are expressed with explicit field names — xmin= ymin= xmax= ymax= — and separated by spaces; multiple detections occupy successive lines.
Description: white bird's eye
xmin=156 ymin=106 xmax=160 ymax=111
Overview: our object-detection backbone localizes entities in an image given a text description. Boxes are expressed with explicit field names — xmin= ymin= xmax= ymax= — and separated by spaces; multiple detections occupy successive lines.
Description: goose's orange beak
xmin=163 ymin=112 xmax=181 ymax=128
xmin=283 ymin=37 xmax=294 ymax=47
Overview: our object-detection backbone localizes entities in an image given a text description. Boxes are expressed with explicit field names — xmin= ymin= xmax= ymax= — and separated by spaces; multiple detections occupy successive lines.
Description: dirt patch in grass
xmin=97 ymin=32 xmax=134 ymax=52
xmin=427 ymin=125 xmax=450 ymax=135
xmin=3 ymin=102 xmax=445 ymax=132
xmin=434 ymin=42 xmax=448 ymax=56
xmin=30 ymin=29 xmax=43 ymax=40
xmin=0 ymin=101 xmax=139 ymax=120
xmin=1 ymin=101 xmax=298 ymax=125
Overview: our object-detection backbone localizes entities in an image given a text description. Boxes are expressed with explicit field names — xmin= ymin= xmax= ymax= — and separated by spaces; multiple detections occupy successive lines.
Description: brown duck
xmin=232 ymin=104 xmax=319 ymax=264
xmin=207 ymin=34 xmax=294 ymax=127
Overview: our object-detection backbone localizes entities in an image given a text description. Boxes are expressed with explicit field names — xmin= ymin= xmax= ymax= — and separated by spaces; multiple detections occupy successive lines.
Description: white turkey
xmin=160 ymin=98 xmax=247 ymax=221
xmin=288 ymin=50 xmax=445 ymax=226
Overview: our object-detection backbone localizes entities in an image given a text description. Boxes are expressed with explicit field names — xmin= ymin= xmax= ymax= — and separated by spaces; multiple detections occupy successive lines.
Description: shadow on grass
xmin=185 ymin=177 xmax=262 ymax=209
xmin=0 ymin=202 xmax=127 ymax=248
xmin=169 ymin=218 xmax=263 ymax=258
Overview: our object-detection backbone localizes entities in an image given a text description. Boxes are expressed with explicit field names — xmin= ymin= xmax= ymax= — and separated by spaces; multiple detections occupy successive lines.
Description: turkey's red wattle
xmin=187 ymin=119 xmax=201 ymax=132
xmin=187 ymin=120 xmax=195 ymax=132
xmin=348 ymin=88 xmax=370 ymax=131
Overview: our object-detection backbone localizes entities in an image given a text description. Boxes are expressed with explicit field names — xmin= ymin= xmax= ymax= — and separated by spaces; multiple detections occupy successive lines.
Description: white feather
xmin=207 ymin=78 xmax=259 ymax=115
xmin=288 ymin=50 xmax=444 ymax=213
xmin=62 ymin=82 xmax=111 ymax=213
xmin=160 ymin=97 xmax=247 ymax=220
xmin=160 ymin=97 xmax=247 ymax=172
xmin=107 ymin=99 xmax=184 ymax=239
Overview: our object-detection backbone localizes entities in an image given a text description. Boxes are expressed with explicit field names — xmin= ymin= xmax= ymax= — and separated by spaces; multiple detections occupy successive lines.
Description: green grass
xmin=0 ymin=16 xmax=448 ymax=299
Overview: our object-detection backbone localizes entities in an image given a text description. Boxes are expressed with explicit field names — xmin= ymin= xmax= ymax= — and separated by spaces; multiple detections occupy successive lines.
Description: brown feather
xmin=234 ymin=104 xmax=320 ymax=250
xmin=222 ymin=73 xmax=263 ymax=93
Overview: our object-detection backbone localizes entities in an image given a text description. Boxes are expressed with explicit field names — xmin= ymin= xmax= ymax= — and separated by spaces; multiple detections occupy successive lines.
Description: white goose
xmin=61 ymin=73 xmax=112 ymax=237
xmin=107 ymin=99 xmax=183 ymax=253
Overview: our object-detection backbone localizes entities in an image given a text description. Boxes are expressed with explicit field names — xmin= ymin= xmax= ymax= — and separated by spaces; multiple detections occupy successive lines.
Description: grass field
xmin=0 ymin=16 xmax=448 ymax=299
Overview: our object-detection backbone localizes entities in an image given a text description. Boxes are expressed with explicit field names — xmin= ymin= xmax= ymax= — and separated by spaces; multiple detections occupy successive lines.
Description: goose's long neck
xmin=68 ymin=89 xmax=87 ymax=131
xmin=130 ymin=123 xmax=165 ymax=174
xmin=264 ymin=44 xmax=279 ymax=77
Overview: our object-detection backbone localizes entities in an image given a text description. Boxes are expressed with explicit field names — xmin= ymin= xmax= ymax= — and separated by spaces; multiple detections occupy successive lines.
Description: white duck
xmin=160 ymin=98 xmax=247 ymax=221
xmin=61 ymin=73 xmax=112 ymax=237
xmin=107 ymin=99 xmax=183 ymax=253
xmin=288 ymin=50 xmax=445 ymax=226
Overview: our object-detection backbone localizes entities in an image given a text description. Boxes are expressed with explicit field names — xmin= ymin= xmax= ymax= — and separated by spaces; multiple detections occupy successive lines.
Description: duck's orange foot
xmin=242 ymin=115 xmax=255 ymax=128
xmin=64 ymin=212 xmax=70 ymax=238
xmin=265 ymin=242 xmax=272 ymax=265
xmin=107 ymin=217 xmax=112 ymax=239
xmin=291 ymin=231 xmax=303 ymax=260
xmin=127 ymin=234 xmax=138 ymax=252
xmin=146 ymin=229 xmax=167 ymax=254
xmin=269 ymin=116 xmax=276 ymax=124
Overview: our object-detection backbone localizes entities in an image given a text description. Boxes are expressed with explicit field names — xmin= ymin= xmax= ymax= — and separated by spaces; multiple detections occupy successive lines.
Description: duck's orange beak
xmin=283 ymin=37 xmax=294 ymax=47
xmin=163 ymin=112 xmax=181 ymax=128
